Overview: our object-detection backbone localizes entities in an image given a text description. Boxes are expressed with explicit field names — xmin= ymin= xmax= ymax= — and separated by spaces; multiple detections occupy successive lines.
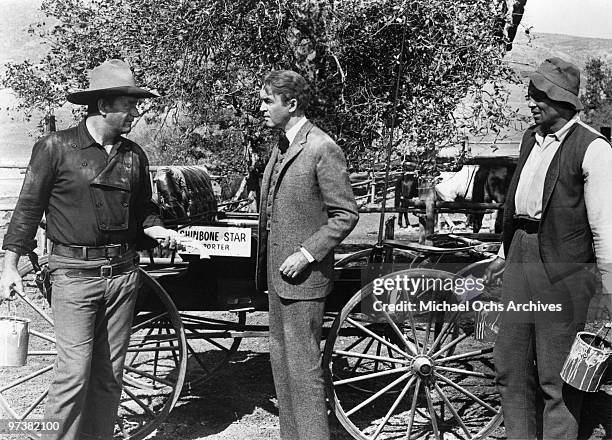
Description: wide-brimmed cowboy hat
xmin=66 ymin=59 xmax=159 ymax=105
xmin=528 ymin=57 xmax=583 ymax=110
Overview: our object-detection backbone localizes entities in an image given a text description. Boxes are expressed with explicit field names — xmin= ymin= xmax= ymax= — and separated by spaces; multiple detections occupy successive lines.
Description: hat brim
xmin=529 ymin=72 xmax=583 ymax=111
xmin=66 ymin=86 xmax=160 ymax=105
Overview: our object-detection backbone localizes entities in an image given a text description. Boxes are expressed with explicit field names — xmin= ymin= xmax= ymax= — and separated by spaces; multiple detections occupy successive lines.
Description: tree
xmin=2 ymin=0 xmax=524 ymax=184
xmin=581 ymin=57 xmax=612 ymax=131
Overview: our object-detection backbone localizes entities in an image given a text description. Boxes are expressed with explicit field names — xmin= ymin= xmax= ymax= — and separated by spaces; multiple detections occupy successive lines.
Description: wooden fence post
xmin=369 ymin=172 xmax=376 ymax=204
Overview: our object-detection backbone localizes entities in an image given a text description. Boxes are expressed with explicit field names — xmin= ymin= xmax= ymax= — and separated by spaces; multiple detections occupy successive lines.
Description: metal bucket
xmin=560 ymin=331 xmax=611 ymax=392
xmin=0 ymin=316 xmax=30 ymax=367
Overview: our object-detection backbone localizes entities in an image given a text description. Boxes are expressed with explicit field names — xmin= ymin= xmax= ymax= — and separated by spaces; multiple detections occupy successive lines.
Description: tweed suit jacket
xmin=255 ymin=120 xmax=358 ymax=299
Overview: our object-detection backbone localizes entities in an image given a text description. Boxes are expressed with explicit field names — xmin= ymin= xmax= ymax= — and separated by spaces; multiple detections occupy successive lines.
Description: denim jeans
xmin=494 ymin=230 xmax=593 ymax=440
xmin=42 ymin=252 xmax=139 ymax=440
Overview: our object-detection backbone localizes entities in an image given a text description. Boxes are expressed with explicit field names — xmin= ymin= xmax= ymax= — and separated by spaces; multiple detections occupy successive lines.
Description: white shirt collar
xmin=285 ymin=117 xmax=308 ymax=145
xmin=535 ymin=114 xmax=580 ymax=144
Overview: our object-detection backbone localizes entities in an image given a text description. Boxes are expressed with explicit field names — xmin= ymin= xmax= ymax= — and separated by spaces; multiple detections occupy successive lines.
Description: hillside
xmin=508 ymin=31 xmax=612 ymax=70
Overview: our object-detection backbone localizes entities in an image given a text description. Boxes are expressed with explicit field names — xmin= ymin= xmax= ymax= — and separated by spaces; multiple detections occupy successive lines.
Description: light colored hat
xmin=66 ymin=59 xmax=159 ymax=105
xmin=529 ymin=57 xmax=583 ymax=110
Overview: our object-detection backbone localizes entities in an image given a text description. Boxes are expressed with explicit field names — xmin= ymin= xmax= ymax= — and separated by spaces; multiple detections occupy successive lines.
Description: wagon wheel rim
xmin=323 ymin=268 xmax=502 ymax=440
xmin=0 ymin=256 xmax=187 ymax=440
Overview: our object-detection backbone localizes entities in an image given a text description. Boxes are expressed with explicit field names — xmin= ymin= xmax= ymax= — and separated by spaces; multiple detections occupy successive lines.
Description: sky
xmin=522 ymin=0 xmax=612 ymax=39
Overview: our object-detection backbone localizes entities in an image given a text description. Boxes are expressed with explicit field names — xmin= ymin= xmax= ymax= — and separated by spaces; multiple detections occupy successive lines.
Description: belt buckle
xmin=100 ymin=265 xmax=113 ymax=279
xmin=106 ymin=244 xmax=122 ymax=258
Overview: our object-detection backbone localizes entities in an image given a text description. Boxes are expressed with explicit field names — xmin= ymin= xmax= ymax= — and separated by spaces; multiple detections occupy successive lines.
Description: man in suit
xmin=256 ymin=70 xmax=358 ymax=440
xmin=484 ymin=57 xmax=612 ymax=439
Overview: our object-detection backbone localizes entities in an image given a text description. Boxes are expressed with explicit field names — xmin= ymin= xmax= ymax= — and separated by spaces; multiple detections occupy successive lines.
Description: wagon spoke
xmin=0 ymin=365 xmax=54 ymax=392
xmin=434 ymin=372 xmax=497 ymax=413
xmin=334 ymin=349 xmax=410 ymax=365
xmin=21 ymin=388 xmax=49 ymax=419
xmin=382 ymin=310 xmax=419 ymax=355
xmin=29 ymin=329 xmax=56 ymax=344
xmin=433 ymin=381 xmax=471 ymax=438
xmin=350 ymin=337 xmax=375 ymax=374
xmin=334 ymin=366 xmax=411 ymax=386
xmin=345 ymin=316 xmax=412 ymax=359
xmin=406 ymin=377 xmax=422 ymax=439
xmin=163 ymin=323 xmax=179 ymax=366
xmin=122 ymin=386 xmax=156 ymax=418
xmin=345 ymin=372 xmax=412 ymax=417
xmin=371 ymin=375 xmax=417 ymax=440
xmin=436 ymin=346 xmax=493 ymax=364
xmin=431 ymin=333 xmax=469 ymax=358
xmin=344 ymin=335 xmax=367 ymax=353
xmin=421 ymin=301 xmax=436 ymax=355
xmin=123 ymin=365 xmax=174 ymax=387
xmin=131 ymin=312 xmax=168 ymax=332
xmin=427 ymin=312 xmax=461 ymax=356
xmin=436 ymin=365 xmax=496 ymax=380
xmin=424 ymin=385 xmax=440 ymax=439
xmin=126 ymin=325 xmax=156 ymax=367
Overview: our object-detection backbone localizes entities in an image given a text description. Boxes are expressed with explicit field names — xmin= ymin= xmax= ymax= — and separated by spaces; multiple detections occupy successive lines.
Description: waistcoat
xmin=502 ymin=123 xmax=609 ymax=282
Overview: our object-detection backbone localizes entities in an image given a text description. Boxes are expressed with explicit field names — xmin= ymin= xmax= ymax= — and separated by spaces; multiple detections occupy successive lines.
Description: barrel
xmin=560 ymin=331 xmax=611 ymax=392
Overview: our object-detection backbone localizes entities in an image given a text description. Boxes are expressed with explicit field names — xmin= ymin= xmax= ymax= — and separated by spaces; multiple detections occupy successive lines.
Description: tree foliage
xmin=581 ymin=57 xmax=612 ymax=131
xmin=2 ymin=0 xmax=521 ymax=180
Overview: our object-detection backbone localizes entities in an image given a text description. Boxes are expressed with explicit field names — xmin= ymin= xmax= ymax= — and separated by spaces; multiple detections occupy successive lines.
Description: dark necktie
xmin=278 ymin=133 xmax=290 ymax=154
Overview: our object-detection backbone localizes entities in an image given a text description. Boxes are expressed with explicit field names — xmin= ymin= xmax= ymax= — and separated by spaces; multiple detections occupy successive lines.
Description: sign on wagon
xmin=178 ymin=226 xmax=251 ymax=257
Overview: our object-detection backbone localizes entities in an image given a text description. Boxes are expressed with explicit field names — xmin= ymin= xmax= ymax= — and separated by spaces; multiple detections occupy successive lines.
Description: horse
xmin=470 ymin=164 xmax=516 ymax=233
xmin=411 ymin=164 xmax=515 ymax=233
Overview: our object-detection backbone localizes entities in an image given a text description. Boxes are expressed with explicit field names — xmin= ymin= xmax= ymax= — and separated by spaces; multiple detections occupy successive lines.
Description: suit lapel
xmin=260 ymin=147 xmax=278 ymax=207
xmin=274 ymin=120 xmax=312 ymax=190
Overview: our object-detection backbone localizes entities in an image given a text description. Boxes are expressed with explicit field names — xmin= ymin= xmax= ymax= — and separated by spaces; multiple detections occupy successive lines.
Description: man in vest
xmin=484 ymin=57 xmax=612 ymax=439
xmin=256 ymin=70 xmax=358 ymax=439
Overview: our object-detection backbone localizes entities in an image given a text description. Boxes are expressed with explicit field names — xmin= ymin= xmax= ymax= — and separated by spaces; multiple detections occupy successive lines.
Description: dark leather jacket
xmin=3 ymin=119 xmax=162 ymax=254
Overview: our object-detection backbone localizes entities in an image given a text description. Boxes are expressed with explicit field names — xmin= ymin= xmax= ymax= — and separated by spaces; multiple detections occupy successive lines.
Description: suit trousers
xmin=268 ymin=287 xmax=330 ymax=440
xmin=494 ymin=229 xmax=592 ymax=440
xmin=43 ymin=253 xmax=139 ymax=440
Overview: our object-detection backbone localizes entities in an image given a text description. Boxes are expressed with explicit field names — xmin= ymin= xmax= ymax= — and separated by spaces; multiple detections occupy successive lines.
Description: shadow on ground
xmin=146 ymin=350 xmax=354 ymax=440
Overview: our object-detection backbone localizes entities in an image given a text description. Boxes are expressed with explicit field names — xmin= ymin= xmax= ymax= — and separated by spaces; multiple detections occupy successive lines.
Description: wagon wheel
xmin=140 ymin=264 xmax=246 ymax=390
xmin=0 ymin=254 xmax=187 ymax=440
xmin=323 ymin=268 xmax=502 ymax=440
xmin=178 ymin=310 xmax=245 ymax=390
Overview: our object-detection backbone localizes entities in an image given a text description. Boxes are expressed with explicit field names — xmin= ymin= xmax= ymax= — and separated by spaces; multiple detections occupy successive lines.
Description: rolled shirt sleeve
xmin=583 ymin=138 xmax=612 ymax=294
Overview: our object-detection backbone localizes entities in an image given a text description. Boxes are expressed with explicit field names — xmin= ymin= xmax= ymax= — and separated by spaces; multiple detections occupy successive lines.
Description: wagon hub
xmin=411 ymin=355 xmax=434 ymax=377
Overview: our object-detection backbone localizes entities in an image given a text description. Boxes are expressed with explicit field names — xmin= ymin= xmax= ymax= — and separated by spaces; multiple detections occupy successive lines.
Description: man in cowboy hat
xmin=0 ymin=59 xmax=189 ymax=440
xmin=484 ymin=57 xmax=612 ymax=439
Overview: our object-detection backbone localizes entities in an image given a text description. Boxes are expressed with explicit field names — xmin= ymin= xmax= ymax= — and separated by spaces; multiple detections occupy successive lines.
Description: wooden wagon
xmin=1 ymin=164 xmax=508 ymax=440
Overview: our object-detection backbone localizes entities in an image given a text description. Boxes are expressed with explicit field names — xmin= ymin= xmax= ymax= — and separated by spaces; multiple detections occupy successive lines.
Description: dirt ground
xmin=0 ymin=212 xmax=610 ymax=440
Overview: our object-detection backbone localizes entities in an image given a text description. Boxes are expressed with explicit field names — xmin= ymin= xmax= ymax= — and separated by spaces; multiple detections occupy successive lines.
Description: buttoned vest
xmin=502 ymin=123 xmax=609 ymax=282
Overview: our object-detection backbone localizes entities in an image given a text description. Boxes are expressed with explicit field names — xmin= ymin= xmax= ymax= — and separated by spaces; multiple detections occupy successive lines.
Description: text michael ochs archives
xmin=368 ymin=274 xmax=563 ymax=313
